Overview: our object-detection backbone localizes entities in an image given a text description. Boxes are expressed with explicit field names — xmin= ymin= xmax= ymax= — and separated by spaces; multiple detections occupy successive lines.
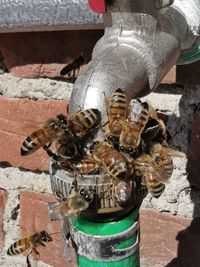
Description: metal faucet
xmin=69 ymin=0 xmax=200 ymax=122
xmin=48 ymin=0 xmax=200 ymax=265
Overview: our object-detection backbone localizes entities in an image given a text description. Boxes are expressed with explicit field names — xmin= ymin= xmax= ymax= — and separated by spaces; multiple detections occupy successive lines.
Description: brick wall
xmin=0 ymin=31 xmax=200 ymax=267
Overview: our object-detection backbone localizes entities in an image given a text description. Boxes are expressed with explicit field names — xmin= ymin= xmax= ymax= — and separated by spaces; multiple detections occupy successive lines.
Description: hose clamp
xmin=70 ymin=220 xmax=139 ymax=262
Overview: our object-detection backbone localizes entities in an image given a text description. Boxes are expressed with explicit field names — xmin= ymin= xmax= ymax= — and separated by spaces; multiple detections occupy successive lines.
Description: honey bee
xmin=142 ymin=117 xmax=168 ymax=143
xmin=68 ymin=108 xmax=101 ymax=138
xmin=105 ymin=89 xmax=127 ymax=145
xmin=119 ymin=99 xmax=149 ymax=154
xmin=76 ymin=156 xmax=100 ymax=174
xmin=21 ymin=114 xmax=68 ymax=156
xmin=60 ymin=55 xmax=86 ymax=78
xmin=141 ymin=101 xmax=168 ymax=143
xmin=148 ymin=141 xmax=183 ymax=183
xmin=112 ymin=179 xmax=133 ymax=204
xmin=56 ymin=188 xmax=94 ymax=217
xmin=141 ymin=118 xmax=161 ymax=142
xmin=144 ymin=171 xmax=165 ymax=198
xmin=55 ymin=134 xmax=83 ymax=160
xmin=7 ymin=231 xmax=52 ymax=258
xmin=92 ymin=141 xmax=134 ymax=180
xmin=134 ymin=153 xmax=165 ymax=198
xmin=21 ymin=109 xmax=100 ymax=157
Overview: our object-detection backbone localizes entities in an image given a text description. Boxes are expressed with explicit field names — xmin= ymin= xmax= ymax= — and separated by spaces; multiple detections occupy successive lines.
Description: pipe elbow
xmin=70 ymin=4 xmax=181 ymax=118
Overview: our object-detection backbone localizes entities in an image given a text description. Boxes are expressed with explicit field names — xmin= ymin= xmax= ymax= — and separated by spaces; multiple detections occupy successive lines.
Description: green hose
xmin=71 ymin=207 xmax=140 ymax=267
xmin=178 ymin=44 xmax=200 ymax=65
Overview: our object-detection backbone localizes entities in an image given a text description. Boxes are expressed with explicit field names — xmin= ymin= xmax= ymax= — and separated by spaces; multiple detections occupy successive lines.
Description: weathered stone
xmin=0 ymin=189 xmax=8 ymax=249
xmin=187 ymin=111 xmax=200 ymax=189
xmin=0 ymin=73 xmax=73 ymax=100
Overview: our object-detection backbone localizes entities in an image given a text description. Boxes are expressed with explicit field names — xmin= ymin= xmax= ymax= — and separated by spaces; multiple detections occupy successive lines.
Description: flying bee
xmin=148 ymin=141 xmax=183 ymax=183
xmin=55 ymin=188 xmax=94 ymax=217
xmin=119 ymin=99 xmax=149 ymax=154
xmin=112 ymin=179 xmax=134 ymax=204
xmin=21 ymin=114 xmax=68 ymax=156
xmin=133 ymin=153 xmax=165 ymax=198
xmin=7 ymin=231 xmax=52 ymax=259
xmin=68 ymin=108 xmax=101 ymax=138
xmin=92 ymin=141 xmax=134 ymax=180
xmin=76 ymin=156 xmax=100 ymax=174
xmin=60 ymin=55 xmax=86 ymax=78
xmin=105 ymin=89 xmax=127 ymax=145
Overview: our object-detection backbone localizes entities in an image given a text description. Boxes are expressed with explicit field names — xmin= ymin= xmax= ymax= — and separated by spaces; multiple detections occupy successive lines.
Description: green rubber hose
xmin=71 ymin=207 xmax=140 ymax=267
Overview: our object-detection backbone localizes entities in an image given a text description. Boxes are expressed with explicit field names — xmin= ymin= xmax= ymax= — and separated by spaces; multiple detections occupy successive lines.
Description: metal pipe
xmin=69 ymin=0 xmax=181 ymax=122
xmin=0 ymin=0 xmax=103 ymax=32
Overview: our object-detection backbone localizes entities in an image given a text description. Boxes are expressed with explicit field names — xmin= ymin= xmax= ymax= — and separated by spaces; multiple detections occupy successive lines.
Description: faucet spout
xmin=69 ymin=0 xmax=180 ymax=121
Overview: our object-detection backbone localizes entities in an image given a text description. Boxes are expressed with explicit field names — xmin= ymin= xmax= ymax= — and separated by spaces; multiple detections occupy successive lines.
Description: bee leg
xmin=71 ymin=179 xmax=78 ymax=192
xmin=72 ymin=68 xmax=76 ymax=79
xmin=39 ymin=241 xmax=46 ymax=247
xmin=43 ymin=142 xmax=52 ymax=150
xmin=101 ymin=121 xmax=109 ymax=128
xmin=43 ymin=145 xmax=58 ymax=162
xmin=32 ymin=247 xmax=40 ymax=260
xmin=26 ymin=253 xmax=32 ymax=267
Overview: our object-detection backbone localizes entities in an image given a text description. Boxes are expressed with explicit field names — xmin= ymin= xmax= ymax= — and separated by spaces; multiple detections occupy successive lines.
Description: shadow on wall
xmin=160 ymin=61 xmax=200 ymax=267
xmin=165 ymin=191 xmax=200 ymax=267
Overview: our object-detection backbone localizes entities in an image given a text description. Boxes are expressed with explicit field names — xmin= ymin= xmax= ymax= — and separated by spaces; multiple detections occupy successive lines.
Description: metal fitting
xmin=71 ymin=220 xmax=139 ymax=261
xmin=0 ymin=0 xmax=103 ymax=32
xmin=155 ymin=0 xmax=174 ymax=9
xmin=69 ymin=0 xmax=181 ymax=120
xmin=69 ymin=0 xmax=200 ymax=117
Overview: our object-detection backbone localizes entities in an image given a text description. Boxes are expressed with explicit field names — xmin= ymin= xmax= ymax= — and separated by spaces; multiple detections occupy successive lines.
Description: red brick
xmin=161 ymin=65 xmax=176 ymax=84
xmin=0 ymin=30 xmax=103 ymax=78
xmin=0 ymin=97 xmax=67 ymax=171
xmin=20 ymin=191 xmax=77 ymax=267
xmin=187 ymin=111 xmax=200 ymax=189
xmin=0 ymin=189 xmax=8 ymax=249
xmin=140 ymin=209 xmax=194 ymax=266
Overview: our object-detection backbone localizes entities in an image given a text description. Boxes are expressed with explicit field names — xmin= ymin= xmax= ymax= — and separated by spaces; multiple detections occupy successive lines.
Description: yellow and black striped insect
xmin=7 ymin=231 xmax=52 ymax=262
xmin=92 ymin=141 xmax=134 ymax=180
xmin=119 ymin=99 xmax=149 ymax=154
xmin=68 ymin=108 xmax=101 ymax=138
xmin=105 ymin=89 xmax=127 ymax=145
xmin=21 ymin=114 xmax=68 ymax=156
xmin=133 ymin=153 xmax=165 ymax=198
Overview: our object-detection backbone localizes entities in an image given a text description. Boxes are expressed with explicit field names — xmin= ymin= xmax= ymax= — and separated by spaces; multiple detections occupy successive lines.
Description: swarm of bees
xmin=9 ymin=88 xmax=182 ymax=266
xmin=20 ymin=88 xmax=182 ymax=211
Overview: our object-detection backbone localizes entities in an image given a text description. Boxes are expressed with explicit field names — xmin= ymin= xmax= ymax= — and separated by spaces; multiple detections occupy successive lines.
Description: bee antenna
xmin=49 ymin=232 xmax=61 ymax=236
xmin=80 ymin=54 xmax=86 ymax=64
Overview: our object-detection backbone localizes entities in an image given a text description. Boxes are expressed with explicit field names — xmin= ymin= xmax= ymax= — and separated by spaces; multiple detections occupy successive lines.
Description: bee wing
xmin=20 ymin=120 xmax=46 ymax=137
xmin=160 ymin=146 xmax=184 ymax=158
xmin=145 ymin=161 xmax=168 ymax=183
xmin=52 ymin=200 xmax=72 ymax=217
